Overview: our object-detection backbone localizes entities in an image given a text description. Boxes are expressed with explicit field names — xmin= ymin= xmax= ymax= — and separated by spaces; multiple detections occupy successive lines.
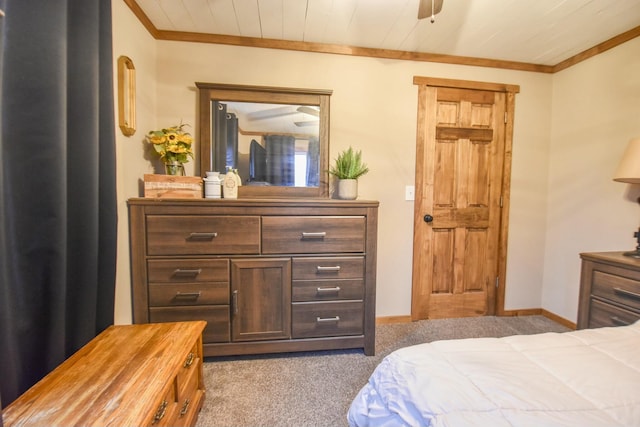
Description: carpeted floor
xmin=196 ymin=315 xmax=570 ymax=427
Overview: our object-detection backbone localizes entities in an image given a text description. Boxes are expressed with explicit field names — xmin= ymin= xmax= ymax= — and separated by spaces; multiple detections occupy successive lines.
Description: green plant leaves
xmin=328 ymin=146 xmax=369 ymax=179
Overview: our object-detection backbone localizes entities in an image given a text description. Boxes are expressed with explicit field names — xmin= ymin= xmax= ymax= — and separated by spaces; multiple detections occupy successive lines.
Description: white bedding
xmin=347 ymin=322 xmax=640 ymax=427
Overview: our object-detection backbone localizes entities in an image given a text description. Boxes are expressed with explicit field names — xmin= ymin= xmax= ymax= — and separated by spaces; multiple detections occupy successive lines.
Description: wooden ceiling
xmin=125 ymin=0 xmax=640 ymax=73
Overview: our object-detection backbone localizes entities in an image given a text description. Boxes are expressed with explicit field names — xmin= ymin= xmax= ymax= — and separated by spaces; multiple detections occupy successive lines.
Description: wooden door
xmin=231 ymin=258 xmax=291 ymax=341
xmin=411 ymin=77 xmax=519 ymax=320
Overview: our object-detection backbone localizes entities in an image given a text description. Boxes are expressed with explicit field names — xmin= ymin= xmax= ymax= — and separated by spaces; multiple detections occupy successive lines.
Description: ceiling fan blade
xmin=418 ymin=0 xmax=443 ymax=20
xmin=296 ymin=106 xmax=320 ymax=117
xmin=294 ymin=120 xmax=319 ymax=127
xmin=247 ymin=105 xmax=297 ymax=121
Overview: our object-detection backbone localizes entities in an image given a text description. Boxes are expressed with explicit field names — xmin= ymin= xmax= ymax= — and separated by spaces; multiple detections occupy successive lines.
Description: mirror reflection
xmin=197 ymin=83 xmax=332 ymax=198
xmin=212 ymin=101 xmax=320 ymax=187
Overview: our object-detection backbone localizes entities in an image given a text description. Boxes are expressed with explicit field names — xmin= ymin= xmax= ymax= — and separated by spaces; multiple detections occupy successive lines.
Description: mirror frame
xmin=197 ymin=82 xmax=332 ymax=198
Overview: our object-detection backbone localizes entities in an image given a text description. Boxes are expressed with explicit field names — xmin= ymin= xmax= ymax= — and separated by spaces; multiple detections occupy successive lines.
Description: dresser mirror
xmin=197 ymin=82 xmax=332 ymax=198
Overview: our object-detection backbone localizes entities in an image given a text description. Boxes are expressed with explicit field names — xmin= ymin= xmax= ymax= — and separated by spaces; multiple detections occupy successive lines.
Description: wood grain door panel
xmin=412 ymin=78 xmax=518 ymax=319
xmin=230 ymin=258 xmax=291 ymax=342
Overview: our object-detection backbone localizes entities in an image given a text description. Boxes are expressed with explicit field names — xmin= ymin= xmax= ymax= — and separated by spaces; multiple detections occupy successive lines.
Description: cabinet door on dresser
xmin=230 ymin=258 xmax=292 ymax=341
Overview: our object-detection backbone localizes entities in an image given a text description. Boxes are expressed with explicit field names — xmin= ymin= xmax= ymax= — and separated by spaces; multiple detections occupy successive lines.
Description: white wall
xmin=543 ymin=38 xmax=640 ymax=321
xmin=113 ymin=3 xmax=639 ymax=324
xmin=112 ymin=0 xmax=158 ymax=324
xmin=150 ymin=40 xmax=554 ymax=319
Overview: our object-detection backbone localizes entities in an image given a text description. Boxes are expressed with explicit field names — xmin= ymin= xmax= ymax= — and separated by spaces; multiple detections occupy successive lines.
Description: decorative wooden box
xmin=144 ymin=174 xmax=203 ymax=199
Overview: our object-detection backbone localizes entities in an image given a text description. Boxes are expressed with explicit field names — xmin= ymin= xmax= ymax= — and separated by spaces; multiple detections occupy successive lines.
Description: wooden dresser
xmin=2 ymin=321 xmax=206 ymax=427
xmin=127 ymin=198 xmax=379 ymax=356
xmin=578 ymin=252 xmax=640 ymax=329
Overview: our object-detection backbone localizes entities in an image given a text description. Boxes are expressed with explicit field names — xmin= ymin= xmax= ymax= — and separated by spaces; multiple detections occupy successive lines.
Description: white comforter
xmin=348 ymin=322 xmax=640 ymax=427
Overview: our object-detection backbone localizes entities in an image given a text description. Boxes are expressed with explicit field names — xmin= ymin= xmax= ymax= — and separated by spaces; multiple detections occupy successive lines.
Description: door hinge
xmin=504 ymin=112 xmax=508 ymax=123
xmin=495 ymin=276 xmax=499 ymax=288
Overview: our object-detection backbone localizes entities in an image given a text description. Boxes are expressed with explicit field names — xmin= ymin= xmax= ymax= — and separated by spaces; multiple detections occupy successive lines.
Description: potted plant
xmin=328 ymin=146 xmax=369 ymax=199
xmin=146 ymin=123 xmax=194 ymax=175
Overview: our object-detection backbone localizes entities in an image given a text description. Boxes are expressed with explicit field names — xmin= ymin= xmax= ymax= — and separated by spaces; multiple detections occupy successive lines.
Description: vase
xmin=337 ymin=178 xmax=358 ymax=200
xmin=165 ymin=162 xmax=185 ymax=176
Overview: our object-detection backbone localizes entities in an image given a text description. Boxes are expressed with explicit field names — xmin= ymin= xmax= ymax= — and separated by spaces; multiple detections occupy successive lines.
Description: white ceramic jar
xmin=203 ymin=171 xmax=221 ymax=199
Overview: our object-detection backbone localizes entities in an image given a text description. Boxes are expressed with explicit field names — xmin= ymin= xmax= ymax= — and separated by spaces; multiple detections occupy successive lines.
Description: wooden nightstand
xmin=578 ymin=252 xmax=640 ymax=329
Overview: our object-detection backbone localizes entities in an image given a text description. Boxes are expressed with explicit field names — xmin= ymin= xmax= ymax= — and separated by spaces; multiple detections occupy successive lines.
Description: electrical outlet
xmin=405 ymin=185 xmax=415 ymax=201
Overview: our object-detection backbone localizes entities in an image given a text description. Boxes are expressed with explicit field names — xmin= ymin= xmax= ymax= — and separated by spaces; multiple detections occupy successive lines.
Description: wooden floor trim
xmin=376 ymin=309 xmax=576 ymax=330
xmin=376 ymin=315 xmax=412 ymax=325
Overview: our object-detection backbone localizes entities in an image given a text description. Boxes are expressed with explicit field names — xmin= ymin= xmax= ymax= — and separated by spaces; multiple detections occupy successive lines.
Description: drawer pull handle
xmin=613 ymin=287 xmax=640 ymax=300
xmin=175 ymin=291 xmax=201 ymax=300
xmin=233 ymin=290 xmax=239 ymax=315
xmin=184 ymin=352 xmax=195 ymax=368
xmin=301 ymin=232 xmax=326 ymax=240
xmin=188 ymin=232 xmax=218 ymax=241
xmin=180 ymin=398 xmax=191 ymax=417
xmin=317 ymin=286 xmax=341 ymax=293
xmin=173 ymin=268 xmax=202 ymax=277
xmin=610 ymin=316 xmax=631 ymax=326
xmin=316 ymin=316 xmax=340 ymax=323
xmin=316 ymin=266 xmax=341 ymax=273
xmin=152 ymin=400 xmax=168 ymax=424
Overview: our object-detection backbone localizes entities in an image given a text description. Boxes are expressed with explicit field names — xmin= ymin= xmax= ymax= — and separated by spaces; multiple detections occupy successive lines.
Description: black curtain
xmin=225 ymin=112 xmax=238 ymax=170
xmin=0 ymin=0 xmax=117 ymax=407
xmin=265 ymin=135 xmax=295 ymax=186
xmin=212 ymin=101 xmax=227 ymax=173
xmin=306 ymin=137 xmax=320 ymax=186
xmin=211 ymin=103 xmax=239 ymax=173
xmin=249 ymin=139 xmax=266 ymax=182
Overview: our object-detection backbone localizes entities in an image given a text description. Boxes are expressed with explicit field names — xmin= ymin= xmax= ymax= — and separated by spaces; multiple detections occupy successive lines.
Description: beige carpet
xmin=196 ymin=316 xmax=570 ymax=427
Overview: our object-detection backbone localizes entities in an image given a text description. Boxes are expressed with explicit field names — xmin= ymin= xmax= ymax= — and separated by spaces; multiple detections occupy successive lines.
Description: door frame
xmin=411 ymin=76 xmax=520 ymax=320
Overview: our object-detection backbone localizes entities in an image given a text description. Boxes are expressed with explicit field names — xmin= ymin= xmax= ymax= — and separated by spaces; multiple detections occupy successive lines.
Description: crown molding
xmin=123 ymin=0 xmax=639 ymax=74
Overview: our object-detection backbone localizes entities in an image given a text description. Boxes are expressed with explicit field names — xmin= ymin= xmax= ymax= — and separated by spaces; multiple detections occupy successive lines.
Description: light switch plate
xmin=405 ymin=185 xmax=415 ymax=201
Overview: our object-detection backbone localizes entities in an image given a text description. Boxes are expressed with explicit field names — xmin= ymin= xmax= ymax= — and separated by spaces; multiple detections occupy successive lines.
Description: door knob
xmin=423 ymin=214 xmax=433 ymax=223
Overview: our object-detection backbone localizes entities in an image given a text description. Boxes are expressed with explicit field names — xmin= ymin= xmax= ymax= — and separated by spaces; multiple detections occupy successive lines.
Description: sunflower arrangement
xmin=146 ymin=123 xmax=194 ymax=164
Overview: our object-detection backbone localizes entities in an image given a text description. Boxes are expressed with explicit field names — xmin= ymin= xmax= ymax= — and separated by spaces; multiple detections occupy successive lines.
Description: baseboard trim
xmin=376 ymin=309 xmax=577 ymax=329
xmin=540 ymin=309 xmax=576 ymax=330
xmin=499 ymin=308 xmax=542 ymax=316
xmin=376 ymin=315 xmax=412 ymax=325
xmin=501 ymin=308 xmax=576 ymax=330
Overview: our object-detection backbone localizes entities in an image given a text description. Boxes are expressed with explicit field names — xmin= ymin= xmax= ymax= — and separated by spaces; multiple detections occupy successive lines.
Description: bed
xmin=347 ymin=321 xmax=640 ymax=427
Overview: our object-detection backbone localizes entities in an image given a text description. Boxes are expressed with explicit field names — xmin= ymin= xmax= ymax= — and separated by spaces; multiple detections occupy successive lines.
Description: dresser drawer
xmin=147 ymin=215 xmax=260 ymax=255
xmin=175 ymin=367 xmax=203 ymax=426
xmin=148 ymin=259 xmax=229 ymax=283
xmin=292 ymin=279 xmax=364 ymax=302
xmin=292 ymin=256 xmax=364 ymax=280
xmin=150 ymin=306 xmax=230 ymax=343
xmin=592 ymin=270 xmax=640 ymax=311
xmin=292 ymin=301 xmax=363 ymax=338
xmin=262 ymin=216 xmax=365 ymax=254
xmin=588 ymin=298 xmax=640 ymax=328
xmin=152 ymin=381 xmax=180 ymax=426
xmin=149 ymin=282 xmax=229 ymax=306
xmin=148 ymin=259 xmax=229 ymax=306
xmin=175 ymin=345 xmax=202 ymax=425
xmin=176 ymin=341 xmax=201 ymax=397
